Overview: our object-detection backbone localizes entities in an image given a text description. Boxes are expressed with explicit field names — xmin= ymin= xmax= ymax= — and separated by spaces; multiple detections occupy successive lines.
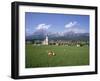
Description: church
xmin=42 ymin=35 xmax=48 ymax=45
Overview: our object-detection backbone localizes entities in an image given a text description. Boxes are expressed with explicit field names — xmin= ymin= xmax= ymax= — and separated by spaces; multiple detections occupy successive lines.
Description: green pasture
xmin=25 ymin=44 xmax=89 ymax=68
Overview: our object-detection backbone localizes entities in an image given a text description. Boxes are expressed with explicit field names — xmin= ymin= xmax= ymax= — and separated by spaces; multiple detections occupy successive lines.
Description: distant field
xmin=25 ymin=44 xmax=89 ymax=68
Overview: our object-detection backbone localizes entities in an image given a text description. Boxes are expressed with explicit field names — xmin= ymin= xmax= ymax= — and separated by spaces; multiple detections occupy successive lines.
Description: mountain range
xmin=26 ymin=29 xmax=89 ymax=41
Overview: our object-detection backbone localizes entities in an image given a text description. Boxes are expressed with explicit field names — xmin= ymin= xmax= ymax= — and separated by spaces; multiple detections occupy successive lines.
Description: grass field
xmin=25 ymin=44 xmax=89 ymax=68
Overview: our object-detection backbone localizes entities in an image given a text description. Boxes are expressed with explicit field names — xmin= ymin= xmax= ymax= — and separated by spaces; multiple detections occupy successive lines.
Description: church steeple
xmin=42 ymin=35 xmax=48 ymax=45
xmin=45 ymin=35 xmax=48 ymax=45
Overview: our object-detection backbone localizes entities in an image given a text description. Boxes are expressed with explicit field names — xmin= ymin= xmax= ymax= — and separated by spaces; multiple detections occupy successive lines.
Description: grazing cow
xmin=48 ymin=50 xmax=56 ymax=56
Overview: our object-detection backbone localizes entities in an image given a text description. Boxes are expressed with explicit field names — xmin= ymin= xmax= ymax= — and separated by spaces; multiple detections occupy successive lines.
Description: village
xmin=26 ymin=35 xmax=89 ymax=47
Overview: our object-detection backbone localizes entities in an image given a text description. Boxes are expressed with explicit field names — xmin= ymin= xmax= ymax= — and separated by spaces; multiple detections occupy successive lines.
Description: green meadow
xmin=25 ymin=44 xmax=89 ymax=68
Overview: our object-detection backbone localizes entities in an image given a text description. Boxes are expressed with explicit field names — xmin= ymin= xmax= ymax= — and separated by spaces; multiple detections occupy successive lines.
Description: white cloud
xmin=65 ymin=21 xmax=77 ymax=28
xmin=64 ymin=21 xmax=87 ymax=33
xmin=36 ymin=24 xmax=51 ymax=30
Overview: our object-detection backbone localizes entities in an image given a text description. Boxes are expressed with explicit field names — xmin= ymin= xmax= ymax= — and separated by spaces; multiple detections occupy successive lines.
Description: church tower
xmin=42 ymin=35 xmax=48 ymax=45
xmin=45 ymin=35 xmax=48 ymax=45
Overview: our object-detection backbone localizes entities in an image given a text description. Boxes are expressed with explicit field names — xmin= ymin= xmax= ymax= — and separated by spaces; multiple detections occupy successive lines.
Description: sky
xmin=25 ymin=12 xmax=89 ymax=36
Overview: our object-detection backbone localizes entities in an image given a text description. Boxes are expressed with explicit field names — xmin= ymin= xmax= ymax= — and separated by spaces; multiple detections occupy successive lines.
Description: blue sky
xmin=25 ymin=12 xmax=89 ymax=36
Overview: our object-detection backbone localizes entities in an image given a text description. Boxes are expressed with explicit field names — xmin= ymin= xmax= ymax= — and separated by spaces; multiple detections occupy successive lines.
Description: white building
xmin=42 ymin=35 xmax=48 ymax=45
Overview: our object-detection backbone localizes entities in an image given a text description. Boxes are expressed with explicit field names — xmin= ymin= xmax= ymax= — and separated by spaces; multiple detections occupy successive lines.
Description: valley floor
xmin=25 ymin=44 xmax=89 ymax=68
